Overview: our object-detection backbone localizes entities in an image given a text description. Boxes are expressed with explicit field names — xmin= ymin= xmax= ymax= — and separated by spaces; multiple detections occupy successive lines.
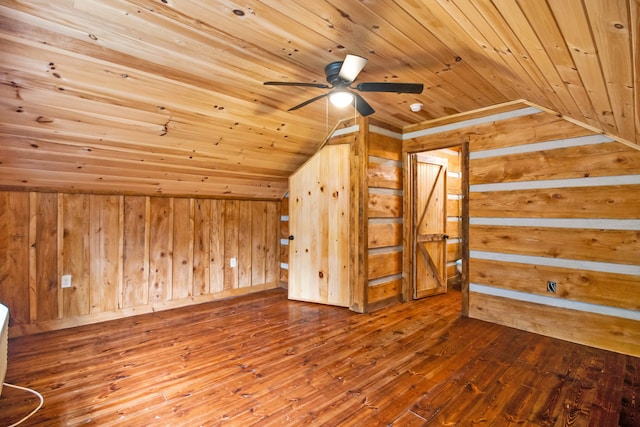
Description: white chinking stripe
xmin=370 ymin=125 xmax=402 ymax=140
xmin=368 ymin=246 xmax=402 ymax=255
xmin=470 ymin=283 xmax=640 ymax=321
xmin=369 ymin=156 xmax=402 ymax=167
xmin=470 ymin=218 xmax=640 ymax=230
xmin=327 ymin=109 xmax=542 ymax=141
xmin=470 ymin=250 xmax=640 ymax=275
xmin=470 ymin=134 xmax=614 ymax=160
xmin=369 ymin=273 xmax=403 ymax=286
xmin=369 ymin=217 xmax=402 ymax=224
xmin=403 ymin=107 xmax=542 ymax=140
xmin=331 ymin=124 xmax=359 ymax=137
xmin=470 ymin=175 xmax=640 ymax=192
xmin=369 ymin=187 xmax=403 ymax=196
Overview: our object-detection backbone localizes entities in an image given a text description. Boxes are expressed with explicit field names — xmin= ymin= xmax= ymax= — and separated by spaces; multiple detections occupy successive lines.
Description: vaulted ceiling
xmin=1 ymin=0 xmax=637 ymax=199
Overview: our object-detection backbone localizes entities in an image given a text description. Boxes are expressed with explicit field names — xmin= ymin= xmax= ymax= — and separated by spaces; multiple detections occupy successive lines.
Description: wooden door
xmin=288 ymin=144 xmax=350 ymax=307
xmin=412 ymin=154 xmax=447 ymax=299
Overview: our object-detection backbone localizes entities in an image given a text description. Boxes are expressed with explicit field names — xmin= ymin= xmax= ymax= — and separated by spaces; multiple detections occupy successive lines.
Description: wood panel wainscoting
xmin=1 ymin=288 xmax=638 ymax=426
xmin=0 ymin=191 xmax=281 ymax=336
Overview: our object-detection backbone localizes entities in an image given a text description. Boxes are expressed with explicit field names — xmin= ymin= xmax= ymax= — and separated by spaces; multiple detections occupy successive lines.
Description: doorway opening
xmin=403 ymin=142 xmax=468 ymax=313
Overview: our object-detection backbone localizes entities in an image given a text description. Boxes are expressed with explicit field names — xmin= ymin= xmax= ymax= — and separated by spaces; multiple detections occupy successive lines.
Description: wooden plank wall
xmin=0 ymin=191 xmax=280 ymax=336
xmin=280 ymin=122 xmax=408 ymax=310
xmin=287 ymin=143 xmax=351 ymax=306
xmin=367 ymin=131 xmax=404 ymax=309
xmin=279 ymin=194 xmax=289 ymax=286
xmin=404 ymin=105 xmax=640 ymax=356
xmin=287 ymin=122 xmax=462 ymax=311
xmin=445 ymin=148 xmax=463 ymax=287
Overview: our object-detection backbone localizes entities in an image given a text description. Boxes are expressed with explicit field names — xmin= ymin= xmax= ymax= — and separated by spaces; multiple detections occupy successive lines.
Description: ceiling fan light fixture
xmin=329 ymin=90 xmax=353 ymax=108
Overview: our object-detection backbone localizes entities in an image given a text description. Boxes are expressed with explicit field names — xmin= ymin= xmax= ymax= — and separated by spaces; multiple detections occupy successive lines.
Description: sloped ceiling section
xmin=0 ymin=0 xmax=637 ymax=199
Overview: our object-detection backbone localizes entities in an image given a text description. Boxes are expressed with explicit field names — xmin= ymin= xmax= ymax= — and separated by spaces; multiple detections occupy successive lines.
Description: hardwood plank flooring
xmin=1 ymin=288 xmax=638 ymax=426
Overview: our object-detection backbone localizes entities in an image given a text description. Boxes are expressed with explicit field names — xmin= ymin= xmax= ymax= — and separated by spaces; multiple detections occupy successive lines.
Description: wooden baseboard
xmin=469 ymin=292 xmax=640 ymax=357
xmin=9 ymin=283 xmax=279 ymax=338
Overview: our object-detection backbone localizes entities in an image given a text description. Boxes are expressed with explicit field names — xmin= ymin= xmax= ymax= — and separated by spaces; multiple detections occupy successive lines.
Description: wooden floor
xmin=1 ymin=288 xmax=638 ymax=426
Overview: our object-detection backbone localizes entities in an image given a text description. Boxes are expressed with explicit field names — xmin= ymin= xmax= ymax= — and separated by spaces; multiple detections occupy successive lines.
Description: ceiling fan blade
xmin=264 ymin=81 xmax=330 ymax=89
xmin=288 ymin=93 xmax=329 ymax=111
xmin=339 ymin=54 xmax=368 ymax=83
xmin=356 ymin=82 xmax=424 ymax=94
xmin=352 ymin=92 xmax=375 ymax=116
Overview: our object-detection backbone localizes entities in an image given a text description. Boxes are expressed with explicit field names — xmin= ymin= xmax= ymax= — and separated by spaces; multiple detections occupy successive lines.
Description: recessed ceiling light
xmin=410 ymin=103 xmax=423 ymax=112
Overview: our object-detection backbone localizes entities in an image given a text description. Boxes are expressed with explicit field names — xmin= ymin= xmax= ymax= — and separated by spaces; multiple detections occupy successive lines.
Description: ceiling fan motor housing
xmin=325 ymin=61 xmax=347 ymax=85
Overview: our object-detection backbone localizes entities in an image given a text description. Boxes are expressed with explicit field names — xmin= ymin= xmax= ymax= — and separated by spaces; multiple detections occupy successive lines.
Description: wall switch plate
xmin=61 ymin=274 xmax=72 ymax=288
xmin=230 ymin=257 xmax=237 ymax=268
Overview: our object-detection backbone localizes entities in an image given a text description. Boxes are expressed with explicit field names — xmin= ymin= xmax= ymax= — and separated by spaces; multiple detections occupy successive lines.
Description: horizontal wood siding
xmin=279 ymin=195 xmax=289 ymax=286
xmin=367 ymin=131 xmax=403 ymax=308
xmin=405 ymin=107 xmax=640 ymax=356
xmin=0 ymin=191 xmax=281 ymax=336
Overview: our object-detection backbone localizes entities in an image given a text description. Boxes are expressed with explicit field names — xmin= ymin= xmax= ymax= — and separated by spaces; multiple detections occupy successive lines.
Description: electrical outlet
xmin=547 ymin=281 xmax=557 ymax=293
xmin=230 ymin=257 xmax=237 ymax=268
xmin=61 ymin=274 xmax=72 ymax=289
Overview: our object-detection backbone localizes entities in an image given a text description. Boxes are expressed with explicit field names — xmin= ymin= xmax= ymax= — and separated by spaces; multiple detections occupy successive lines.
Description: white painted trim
xmin=470 ymin=175 xmax=640 ymax=192
xmin=369 ymin=125 xmax=402 ymax=140
xmin=470 ymin=134 xmax=614 ymax=160
xmin=447 ymin=217 xmax=461 ymax=222
xmin=403 ymin=107 xmax=542 ymax=140
xmin=470 ymin=283 xmax=640 ymax=321
xmin=470 ymin=250 xmax=640 ymax=275
xmin=470 ymin=217 xmax=640 ymax=230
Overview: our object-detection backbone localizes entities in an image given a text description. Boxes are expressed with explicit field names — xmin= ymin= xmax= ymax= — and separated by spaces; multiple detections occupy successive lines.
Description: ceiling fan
xmin=264 ymin=54 xmax=423 ymax=116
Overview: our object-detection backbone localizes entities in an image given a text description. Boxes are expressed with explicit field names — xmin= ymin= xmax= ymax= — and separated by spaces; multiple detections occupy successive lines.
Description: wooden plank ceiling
xmin=0 ymin=0 xmax=637 ymax=199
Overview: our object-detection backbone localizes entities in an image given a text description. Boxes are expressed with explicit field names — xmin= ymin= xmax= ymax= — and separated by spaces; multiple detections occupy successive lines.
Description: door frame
xmin=402 ymin=138 xmax=470 ymax=315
